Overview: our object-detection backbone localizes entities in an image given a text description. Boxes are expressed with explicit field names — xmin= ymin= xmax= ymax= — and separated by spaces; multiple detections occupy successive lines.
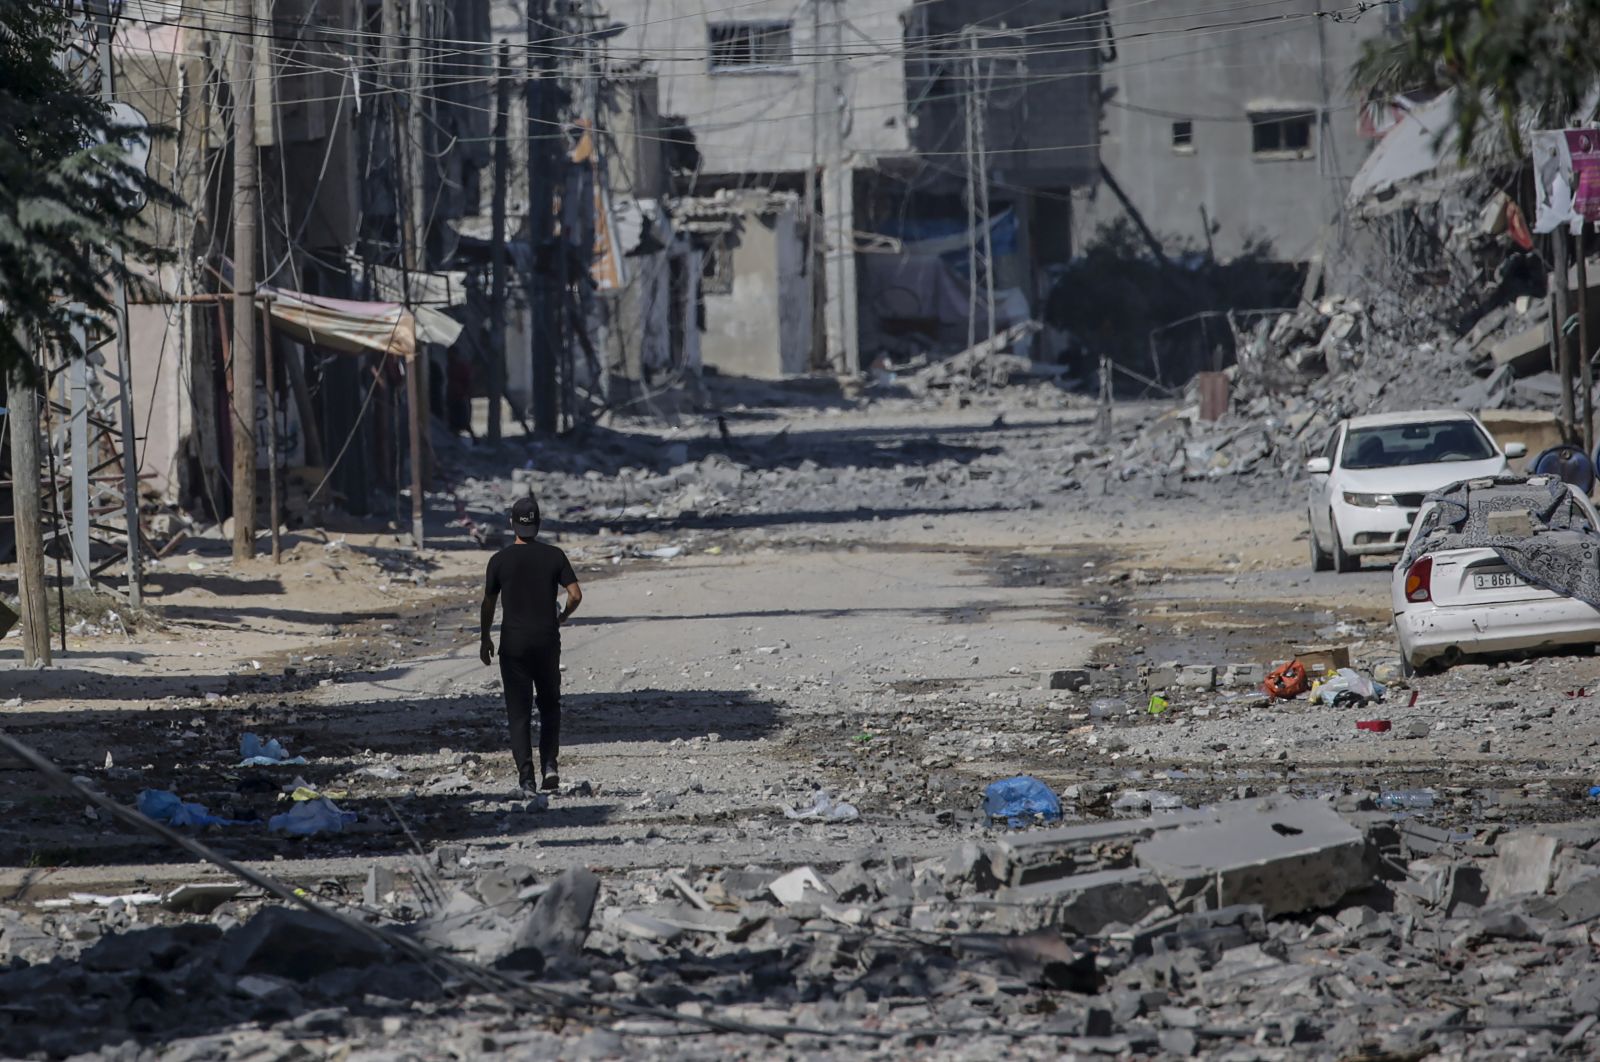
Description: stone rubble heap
xmin=1103 ymin=191 xmax=1565 ymax=483
xmin=6 ymin=795 xmax=1600 ymax=1057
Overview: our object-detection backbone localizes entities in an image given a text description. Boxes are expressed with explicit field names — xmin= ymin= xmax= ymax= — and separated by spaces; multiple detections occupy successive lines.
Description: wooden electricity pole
xmin=230 ymin=0 xmax=258 ymax=561
xmin=8 ymin=361 xmax=51 ymax=666
xmin=527 ymin=0 xmax=562 ymax=435
xmin=383 ymin=0 xmax=427 ymax=548
xmin=487 ymin=41 xmax=510 ymax=444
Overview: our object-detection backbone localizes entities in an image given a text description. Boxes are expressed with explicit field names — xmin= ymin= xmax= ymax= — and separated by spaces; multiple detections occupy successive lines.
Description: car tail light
xmin=1405 ymin=557 xmax=1433 ymax=603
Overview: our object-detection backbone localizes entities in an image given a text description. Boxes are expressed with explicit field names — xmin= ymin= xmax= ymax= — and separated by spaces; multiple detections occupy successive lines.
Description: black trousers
xmin=499 ymin=640 xmax=561 ymax=780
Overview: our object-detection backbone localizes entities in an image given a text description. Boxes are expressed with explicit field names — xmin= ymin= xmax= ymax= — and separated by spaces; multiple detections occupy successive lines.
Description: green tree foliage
xmin=1352 ymin=0 xmax=1600 ymax=158
xmin=0 ymin=0 xmax=176 ymax=376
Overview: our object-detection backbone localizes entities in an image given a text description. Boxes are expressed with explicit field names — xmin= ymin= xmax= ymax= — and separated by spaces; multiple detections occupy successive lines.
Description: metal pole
xmin=67 ymin=318 xmax=91 ymax=587
xmin=1555 ymin=226 xmax=1575 ymax=437
xmin=41 ymin=364 xmax=69 ymax=654
xmin=1579 ymin=228 xmax=1594 ymax=460
xmin=230 ymin=0 xmax=258 ymax=561
xmin=963 ymin=29 xmax=979 ymax=358
xmin=487 ymin=41 xmax=510 ymax=444
xmin=94 ymin=0 xmax=144 ymax=603
xmin=262 ymin=304 xmax=280 ymax=563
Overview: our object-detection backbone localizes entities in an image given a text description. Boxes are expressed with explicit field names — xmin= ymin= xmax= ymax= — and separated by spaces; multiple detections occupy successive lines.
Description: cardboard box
xmin=1293 ymin=644 xmax=1351 ymax=679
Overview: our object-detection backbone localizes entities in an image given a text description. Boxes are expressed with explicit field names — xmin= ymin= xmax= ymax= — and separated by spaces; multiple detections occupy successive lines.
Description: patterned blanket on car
xmin=1400 ymin=476 xmax=1600 ymax=612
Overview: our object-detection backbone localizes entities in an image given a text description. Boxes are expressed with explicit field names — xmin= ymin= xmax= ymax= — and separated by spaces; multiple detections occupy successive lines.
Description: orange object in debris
xmin=1505 ymin=201 xmax=1534 ymax=251
xmin=1262 ymin=660 xmax=1310 ymax=700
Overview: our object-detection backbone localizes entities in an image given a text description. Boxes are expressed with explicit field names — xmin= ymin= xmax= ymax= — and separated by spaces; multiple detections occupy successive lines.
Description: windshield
xmin=1341 ymin=421 xmax=1495 ymax=470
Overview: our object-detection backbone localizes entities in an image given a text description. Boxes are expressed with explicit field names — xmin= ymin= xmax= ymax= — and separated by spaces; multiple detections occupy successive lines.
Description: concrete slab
xmin=1133 ymin=800 xmax=1367 ymax=918
xmin=992 ymin=816 xmax=1205 ymax=887
xmin=1487 ymin=833 xmax=1560 ymax=901
xmin=997 ymin=868 xmax=1169 ymax=935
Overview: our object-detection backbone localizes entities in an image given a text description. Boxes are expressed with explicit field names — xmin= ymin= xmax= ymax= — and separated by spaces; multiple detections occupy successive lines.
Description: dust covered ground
xmin=2 ymin=379 xmax=1599 ymax=1059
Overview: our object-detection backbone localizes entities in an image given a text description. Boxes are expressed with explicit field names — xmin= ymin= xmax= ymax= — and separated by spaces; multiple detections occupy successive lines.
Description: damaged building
xmin=603 ymin=0 xmax=1108 ymax=378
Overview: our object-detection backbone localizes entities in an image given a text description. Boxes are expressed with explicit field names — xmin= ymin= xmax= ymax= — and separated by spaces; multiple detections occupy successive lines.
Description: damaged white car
xmin=1392 ymin=475 xmax=1600 ymax=675
xmin=1306 ymin=410 xmax=1524 ymax=572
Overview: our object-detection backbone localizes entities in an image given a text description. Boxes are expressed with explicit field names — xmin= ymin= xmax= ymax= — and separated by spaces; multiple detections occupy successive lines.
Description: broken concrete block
xmin=475 ymin=870 xmax=518 ymax=910
xmin=615 ymin=911 xmax=684 ymax=944
xmin=1043 ymin=669 xmax=1092 ymax=692
xmin=1133 ymin=799 xmax=1368 ymax=918
xmin=1488 ymin=832 xmax=1560 ymax=901
xmin=826 ymin=862 xmax=877 ymax=902
xmin=507 ymin=866 xmax=599 ymax=965
xmin=163 ymin=882 xmax=243 ymax=914
xmin=997 ymin=868 xmax=1169 ymax=935
xmin=943 ymin=841 xmax=1000 ymax=892
xmin=362 ymin=866 xmax=396 ymax=908
xmin=1222 ymin=663 xmax=1263 ymax=688
xmin=1176 ymin=665 xmax=1216 ymax=690
xmin=219 ymin=908 xmax=384 ymax=981
xmin=769 ymin=866 xmax=832 ymax=907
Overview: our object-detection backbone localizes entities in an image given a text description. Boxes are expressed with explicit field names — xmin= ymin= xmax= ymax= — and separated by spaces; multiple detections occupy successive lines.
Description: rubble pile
xmin=1104 ymin=183 xmax=1566 ymax=482
xmin=448 ymin=418 xmax=1085 ymax=548
xmin=6 ymin=796 xmax=1600 ymax=1056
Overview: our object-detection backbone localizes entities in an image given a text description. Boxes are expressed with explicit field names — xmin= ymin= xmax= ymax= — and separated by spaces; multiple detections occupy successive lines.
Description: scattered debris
xmin=237 ymin=733 xmax=308 ymax=767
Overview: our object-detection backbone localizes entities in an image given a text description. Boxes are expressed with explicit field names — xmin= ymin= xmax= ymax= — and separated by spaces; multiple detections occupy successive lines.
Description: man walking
xmin=480 ymin=497 xmax=582 ymax=794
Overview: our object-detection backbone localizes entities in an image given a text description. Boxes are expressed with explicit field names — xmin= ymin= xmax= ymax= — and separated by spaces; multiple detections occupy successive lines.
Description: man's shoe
xmin=519 ymin=778 xmax=541 ymax=797
xmin=541 ymin=772 xmax=560 ymax=792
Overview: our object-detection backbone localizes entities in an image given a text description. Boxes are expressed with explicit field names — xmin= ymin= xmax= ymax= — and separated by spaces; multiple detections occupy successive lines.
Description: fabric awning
xmin=259 ymin=287 xmax=463 ymax=359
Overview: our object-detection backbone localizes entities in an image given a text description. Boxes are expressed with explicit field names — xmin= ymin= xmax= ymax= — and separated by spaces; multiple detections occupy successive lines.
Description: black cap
xmin=511 ymin=496 xmax=541 ymax=531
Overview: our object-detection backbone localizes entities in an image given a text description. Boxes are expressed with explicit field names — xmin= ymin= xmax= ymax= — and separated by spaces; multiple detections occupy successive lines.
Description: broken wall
xmin=689 ymin=194 xmax=811 ymax=380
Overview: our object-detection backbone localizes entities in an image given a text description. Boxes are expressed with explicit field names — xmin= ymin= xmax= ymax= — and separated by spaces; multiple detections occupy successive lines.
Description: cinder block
xmin=1043 ymin=669 xmax=1093 ymax=691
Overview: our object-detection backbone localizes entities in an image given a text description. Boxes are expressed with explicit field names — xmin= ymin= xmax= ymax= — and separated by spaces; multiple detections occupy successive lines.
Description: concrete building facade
xmin=1074 ymin=0 xmax=1397 ymax=265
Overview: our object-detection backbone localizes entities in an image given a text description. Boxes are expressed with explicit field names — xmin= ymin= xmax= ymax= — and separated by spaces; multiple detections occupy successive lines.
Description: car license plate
xmin=1473 ymin=571 xmax=1524 ymax=590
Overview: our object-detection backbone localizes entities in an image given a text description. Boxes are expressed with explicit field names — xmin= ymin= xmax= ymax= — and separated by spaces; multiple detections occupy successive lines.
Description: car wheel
xmin=1330 ymin=515 xmax=1359 ymax=573
xmin=1309 ymin=514 xmax=1333 ymax=572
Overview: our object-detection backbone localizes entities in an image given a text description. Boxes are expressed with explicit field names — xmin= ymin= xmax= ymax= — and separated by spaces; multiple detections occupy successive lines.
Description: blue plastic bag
xmin=238 ymin=732 xmax=308 ymax=767
xmin=983 ymin=776 xmax=1063 ymax=827
xmin=268 ymin=796 xmax=357 ymax=836
xmin=137 ymin=789 xmax=241 ymax=828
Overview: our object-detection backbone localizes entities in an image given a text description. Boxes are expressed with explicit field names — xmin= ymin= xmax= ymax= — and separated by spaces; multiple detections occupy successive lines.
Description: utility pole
xmin=817 ymin=0 xmax=856 ymax=375
xmin=93 ymin=0 xmax=144 ymax=602
xmin=805 ymin=0 xmax=823 ymax=370
xmin=8 ymin=356 xmax=51 ymax=667
xmin=527 ymin=0 xmax=563 ymax=434
xmin=230 ymin=0 xmax=258 ymax=561
xmin=1554 ymin=226 xmax=1575 ymax=437
xmin=487 ymin=41 xmax=510 ymax=444
xmin=385 ymin=0 xmax=427 ymax=548
xmin=962 ymin=27 xmax=995 ymax=359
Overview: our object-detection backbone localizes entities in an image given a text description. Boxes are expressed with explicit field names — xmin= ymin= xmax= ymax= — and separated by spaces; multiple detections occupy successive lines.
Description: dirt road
xmin=5 ymin=391 xmax=1596 ymax=900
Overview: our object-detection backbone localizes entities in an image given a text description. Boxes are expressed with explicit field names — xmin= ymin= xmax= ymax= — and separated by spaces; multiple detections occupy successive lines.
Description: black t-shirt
xmin=485 ymin=541 xmax=577 ymax=647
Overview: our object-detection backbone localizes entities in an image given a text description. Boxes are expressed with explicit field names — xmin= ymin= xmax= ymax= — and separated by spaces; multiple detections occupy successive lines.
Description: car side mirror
xmin=1305 ymin=457 xmax=1332 ymax=475
xmin=1504 ymin=442 xmax=1528 ymax=459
